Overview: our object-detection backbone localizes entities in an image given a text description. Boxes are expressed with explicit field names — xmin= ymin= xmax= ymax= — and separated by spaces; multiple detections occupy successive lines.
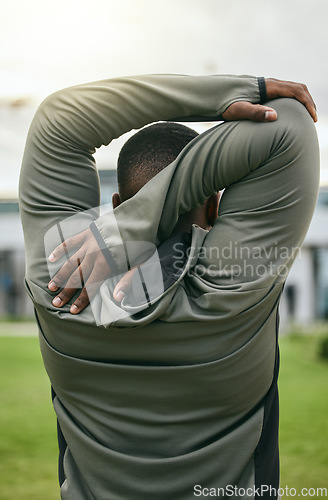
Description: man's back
xmin=33 ymin=232 xmax=279 ymax=498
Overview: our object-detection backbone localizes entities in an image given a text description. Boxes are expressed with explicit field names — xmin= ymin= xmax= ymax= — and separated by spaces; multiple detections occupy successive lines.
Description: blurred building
xmin=0 ymin=201 xmax=27 ymax=316
xmin=279 ymin=186 xmax=328 ymax=325
xmin=0 ymin=177 xmax=327 ymax=325
xmin=0 ymin=170 xmax=117 ymax=318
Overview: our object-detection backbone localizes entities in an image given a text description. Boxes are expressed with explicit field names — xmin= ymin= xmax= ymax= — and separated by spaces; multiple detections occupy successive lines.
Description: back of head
xmin=117 ymin=122 xmax=198 ymax=201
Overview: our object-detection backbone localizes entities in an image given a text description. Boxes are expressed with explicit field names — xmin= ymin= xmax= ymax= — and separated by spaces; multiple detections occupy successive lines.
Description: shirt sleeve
xmin=93 ymin=98 xmax=319 ymax=288
xmin=20 ymin=73 xmax=262 ymax=216
xmin=19 ymin=73 xmax=264 ymax=278
xmin=26 ymin=73 xmax=262 ymax=151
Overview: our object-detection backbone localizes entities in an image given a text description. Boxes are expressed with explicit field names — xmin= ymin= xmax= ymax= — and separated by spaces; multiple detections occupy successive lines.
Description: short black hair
xmin=117 ymin=122 xmax=198 ymax=201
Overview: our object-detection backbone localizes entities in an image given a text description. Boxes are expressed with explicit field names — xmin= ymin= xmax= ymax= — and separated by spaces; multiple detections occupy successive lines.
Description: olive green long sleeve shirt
xmin=19 ymin=74 xmax=319 ymax=499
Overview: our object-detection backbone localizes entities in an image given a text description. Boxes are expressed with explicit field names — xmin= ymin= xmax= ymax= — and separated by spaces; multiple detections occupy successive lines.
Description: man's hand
xmin=113 ymin=268 xmax=137 ymax=304
xmin=222 ymin=77 xmax=317 ymax=123
xmin=48 ymin=228 xmax=110 ymax=314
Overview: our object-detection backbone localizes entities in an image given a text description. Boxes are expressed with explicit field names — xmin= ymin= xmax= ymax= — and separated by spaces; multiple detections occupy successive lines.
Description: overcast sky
xmin=1 ymin=0 xmax=328 ymax=196
xmin=1 ymin=0 xmax=327 ymax=103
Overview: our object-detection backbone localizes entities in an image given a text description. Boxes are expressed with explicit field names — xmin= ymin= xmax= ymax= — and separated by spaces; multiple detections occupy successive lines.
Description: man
xmin=19 ymin=74 xmax=319 ymax=499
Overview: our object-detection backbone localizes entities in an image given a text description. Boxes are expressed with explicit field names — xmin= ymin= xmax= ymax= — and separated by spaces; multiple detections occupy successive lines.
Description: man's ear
xmin=112 ymin=192 xmax=122 ymax=209
xmin=206 ymin=192 xmax=221 ymax=228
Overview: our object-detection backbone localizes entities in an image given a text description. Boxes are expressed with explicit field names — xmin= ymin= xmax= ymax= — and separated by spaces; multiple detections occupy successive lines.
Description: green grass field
xmin=0 ymin=330 xmax=58 ymax=500
xmin=279 ymin=332 xmax=328 ymax=492
xmin=0 ymin=324 xmax=327 ymax=499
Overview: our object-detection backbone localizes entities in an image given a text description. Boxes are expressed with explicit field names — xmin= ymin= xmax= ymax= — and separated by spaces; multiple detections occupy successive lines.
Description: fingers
xmin=62 ymin=262 xmax=137 ymax=314
xmin=70 ymin=261 xmax=109 ymax=314
xmin=267 ymin=78 xmax=317 ymax=109
xmin=113 ymin=268 xmax=137 ymax=303
xmin=49 ymin=244 xmax=111 ymax=314
xmin=69 ymin=288 xmax=90 ymax=314
xmin=48 ymin=230 xmax=87 ymax=263
xmin=50 ymin=256 xmax=90 ymax=309
xmin=293 ymin=83 xmax=317 ymax=122
xmin=48 ymin=250 xmax=85 ymax=291
xmin=265 ymin=78 xmax=318 ymax=122
xmin=222 ymin=101 xmax=278 ymax=122
xmin=283 ymin=83 xmax=317 ymax=122
xmin=223 ymin=79 xmax=318 ymax=124
xmin=50 ymin=258 xmax=106 ymax=314
xmin=247 ymin=104 xmax=278 ymax=122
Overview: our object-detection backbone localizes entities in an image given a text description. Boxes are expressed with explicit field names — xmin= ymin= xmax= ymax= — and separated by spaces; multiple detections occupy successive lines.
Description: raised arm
xmin=43 ymin=77 xmax=319 ymax=312
xmin=22 ymin=73 xmax=264 ymax=161
xmin=93 ymin=97 xmax=319 ymax=273
xmin=19 ymin=74 xmax=266 ymax=294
